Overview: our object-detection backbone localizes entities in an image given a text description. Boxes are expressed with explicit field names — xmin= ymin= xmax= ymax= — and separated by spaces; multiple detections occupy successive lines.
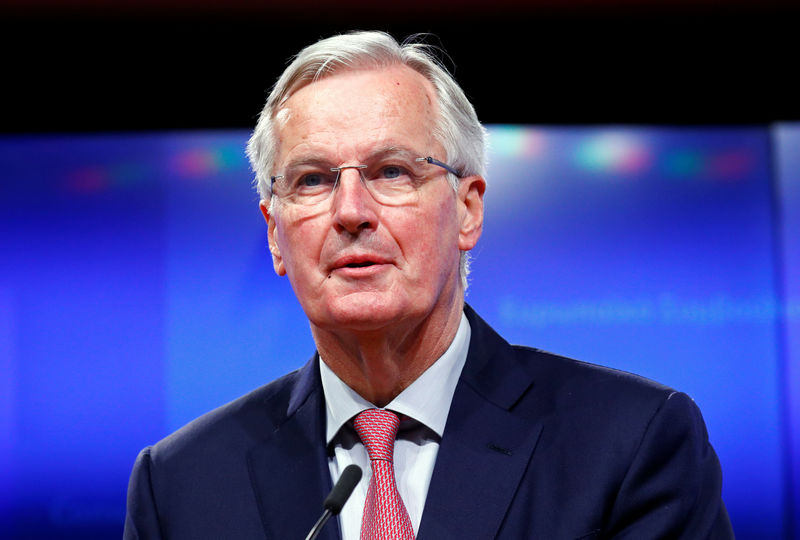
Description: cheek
xmin=276 ymin=214 xmax=324 ymax=275
xmin=399 ymin=198 xmax=460 ymax=268
xmin=429 ymin=195 xmax=460 ymax=243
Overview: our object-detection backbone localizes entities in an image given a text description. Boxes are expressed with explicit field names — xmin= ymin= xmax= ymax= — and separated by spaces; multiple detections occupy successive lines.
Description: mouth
xmin=330 ymin=254 xmax=391 ymax=274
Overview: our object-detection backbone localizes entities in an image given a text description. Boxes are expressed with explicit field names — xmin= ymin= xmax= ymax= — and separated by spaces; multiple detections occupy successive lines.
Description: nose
xmin=331 ymin=167 xmax=378 ymax=234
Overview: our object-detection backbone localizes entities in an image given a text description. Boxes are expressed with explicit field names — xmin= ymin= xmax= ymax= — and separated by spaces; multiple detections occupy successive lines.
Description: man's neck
xmin=311 ymin=297 xmax=465 ymax=407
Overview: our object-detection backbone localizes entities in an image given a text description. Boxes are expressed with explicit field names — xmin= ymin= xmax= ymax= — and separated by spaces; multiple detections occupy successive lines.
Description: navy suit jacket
xmin=124 ymin=305 xmax=733 ymax=539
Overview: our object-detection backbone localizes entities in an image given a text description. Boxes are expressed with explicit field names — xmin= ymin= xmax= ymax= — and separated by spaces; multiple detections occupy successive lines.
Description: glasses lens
xmin=361 ymin=161 xmax=421 ymax=205
xmin=275 ymin=169 xmax=338 ymax=205
xmin=272 ymin=153 xmax=451 ymax=207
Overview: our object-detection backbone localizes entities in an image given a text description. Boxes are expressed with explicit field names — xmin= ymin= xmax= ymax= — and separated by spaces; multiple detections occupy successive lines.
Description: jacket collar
xmin=247 ymin=356 xmax=341 ymax=540
xmin=417 ymin=304 xmax=543 ymax=539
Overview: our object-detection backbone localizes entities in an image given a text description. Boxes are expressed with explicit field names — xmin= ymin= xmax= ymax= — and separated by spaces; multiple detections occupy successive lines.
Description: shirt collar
xmin=320 ymin=311 xmax=471 ymax=445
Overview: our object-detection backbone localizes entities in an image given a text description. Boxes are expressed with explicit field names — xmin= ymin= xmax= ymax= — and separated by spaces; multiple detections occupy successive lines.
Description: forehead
xmin=273 ymin=65 xmax=440 ymax=166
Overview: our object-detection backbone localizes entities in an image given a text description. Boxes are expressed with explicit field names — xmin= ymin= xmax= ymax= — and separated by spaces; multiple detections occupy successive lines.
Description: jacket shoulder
xmin=125 ymin=362 xmax=322 ymax=539
xmin=148 ymin=365 xmax=307 ymax=465
xmin=463 ymin=304 xmax=679 ymax=419
xmin=504 ymin=345 xmax=695 ymax=448
xmin=514 ymin=345 xmax=674 ymax=399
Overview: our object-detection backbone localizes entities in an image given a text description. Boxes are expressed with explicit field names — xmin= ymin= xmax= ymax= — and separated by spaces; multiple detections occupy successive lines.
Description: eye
xmin=380 ymin=165 xmax=407 ymax=180
xmin=298 ymin=173 xmax=326 ymax=188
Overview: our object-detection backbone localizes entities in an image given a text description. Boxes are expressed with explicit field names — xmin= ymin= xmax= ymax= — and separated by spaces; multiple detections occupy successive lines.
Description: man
xmin=124 ymin=31 xmax=733 ymax=539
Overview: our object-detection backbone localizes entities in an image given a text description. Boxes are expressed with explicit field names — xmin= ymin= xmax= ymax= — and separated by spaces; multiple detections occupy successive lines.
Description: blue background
xmin=1 ymin=125 xmax=797 ymax=538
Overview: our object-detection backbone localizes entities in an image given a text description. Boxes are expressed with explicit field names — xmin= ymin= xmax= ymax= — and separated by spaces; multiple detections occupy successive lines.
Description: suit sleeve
xmin=606 ymin=391 xmax=734 ymax=539
xmin=124 ymin=447 xmax=164 ymax=540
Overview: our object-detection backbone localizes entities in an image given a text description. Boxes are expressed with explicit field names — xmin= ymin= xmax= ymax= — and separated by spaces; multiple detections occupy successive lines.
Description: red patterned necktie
xmin=353 ymin=408 xmax=415 ymax=540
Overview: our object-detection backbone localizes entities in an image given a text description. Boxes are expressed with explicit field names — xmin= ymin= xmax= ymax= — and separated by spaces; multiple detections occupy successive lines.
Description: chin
xmin=319 ymin=292 xmax=415 ymax=331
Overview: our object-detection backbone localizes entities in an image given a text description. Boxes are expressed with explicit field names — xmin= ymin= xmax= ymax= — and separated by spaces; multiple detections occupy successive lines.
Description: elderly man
xmin=124 ymin=31 xmax=733 ymax=539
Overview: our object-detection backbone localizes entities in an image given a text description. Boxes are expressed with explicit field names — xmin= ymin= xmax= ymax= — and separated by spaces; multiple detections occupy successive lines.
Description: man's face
xmin=261 ymin=65 xmax=484 ymax=334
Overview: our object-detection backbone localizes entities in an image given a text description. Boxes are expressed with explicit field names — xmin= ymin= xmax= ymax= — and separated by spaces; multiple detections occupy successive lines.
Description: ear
xmin=259 ymin=200 xmax=286 ymax=276
xmin=457 ymin=175 xmax=486 ymax=251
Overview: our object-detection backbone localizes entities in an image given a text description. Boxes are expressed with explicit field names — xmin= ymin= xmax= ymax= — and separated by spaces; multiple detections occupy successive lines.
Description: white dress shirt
xmin=319 ymin=312 xmax=471 ymax=540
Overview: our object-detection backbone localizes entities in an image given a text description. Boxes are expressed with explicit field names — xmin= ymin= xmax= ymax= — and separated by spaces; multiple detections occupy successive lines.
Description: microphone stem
xmin=305 ymin=509 xmax=333 ymax=540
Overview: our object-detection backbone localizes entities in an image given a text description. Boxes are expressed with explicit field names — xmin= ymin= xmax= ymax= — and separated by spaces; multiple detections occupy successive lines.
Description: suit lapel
xmin=417 ymin=306 xmax=543 ymax=539
xmin=247 ymin=357 xmax=341 ymax=540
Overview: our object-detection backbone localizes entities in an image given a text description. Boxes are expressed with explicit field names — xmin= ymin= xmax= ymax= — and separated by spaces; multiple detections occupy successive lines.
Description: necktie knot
xmin=353 ymin=408 xmax=399 ymax=463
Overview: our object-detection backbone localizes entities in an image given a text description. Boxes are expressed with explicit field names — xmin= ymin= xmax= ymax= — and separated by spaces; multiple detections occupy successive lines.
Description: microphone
xmin=305 ymin=464 xmax=362 ymax=540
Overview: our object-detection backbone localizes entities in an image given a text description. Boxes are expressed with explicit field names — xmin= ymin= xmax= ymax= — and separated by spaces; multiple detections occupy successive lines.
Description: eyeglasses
xmin=270 ymin=155 xmax=461 ymax=207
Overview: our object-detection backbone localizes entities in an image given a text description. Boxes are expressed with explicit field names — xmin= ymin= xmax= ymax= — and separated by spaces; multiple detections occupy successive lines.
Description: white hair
xmin=246 ymin=30 xmax=487 ymax=287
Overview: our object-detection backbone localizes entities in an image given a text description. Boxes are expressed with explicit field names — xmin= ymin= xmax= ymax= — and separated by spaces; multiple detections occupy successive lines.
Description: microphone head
xmin=323 ymin=464 xmax=362 ymax=515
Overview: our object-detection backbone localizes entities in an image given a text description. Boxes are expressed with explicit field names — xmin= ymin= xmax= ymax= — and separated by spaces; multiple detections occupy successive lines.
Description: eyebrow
xmin=280 ymin=145 xmax=426 ymax=172
xmin=281 ymin=156 xmax=334 ymax=172
xmin=364 ymin=145 xmax=421 ymax=163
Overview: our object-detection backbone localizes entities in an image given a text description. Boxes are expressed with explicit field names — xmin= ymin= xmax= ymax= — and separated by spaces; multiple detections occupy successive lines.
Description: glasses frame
xmin=269 ymin=156 xmax=462 ymax=194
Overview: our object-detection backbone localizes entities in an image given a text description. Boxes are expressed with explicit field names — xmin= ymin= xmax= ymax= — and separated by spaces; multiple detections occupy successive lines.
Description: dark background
xmin=3 ymin=0 xmax=800 ymax=132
